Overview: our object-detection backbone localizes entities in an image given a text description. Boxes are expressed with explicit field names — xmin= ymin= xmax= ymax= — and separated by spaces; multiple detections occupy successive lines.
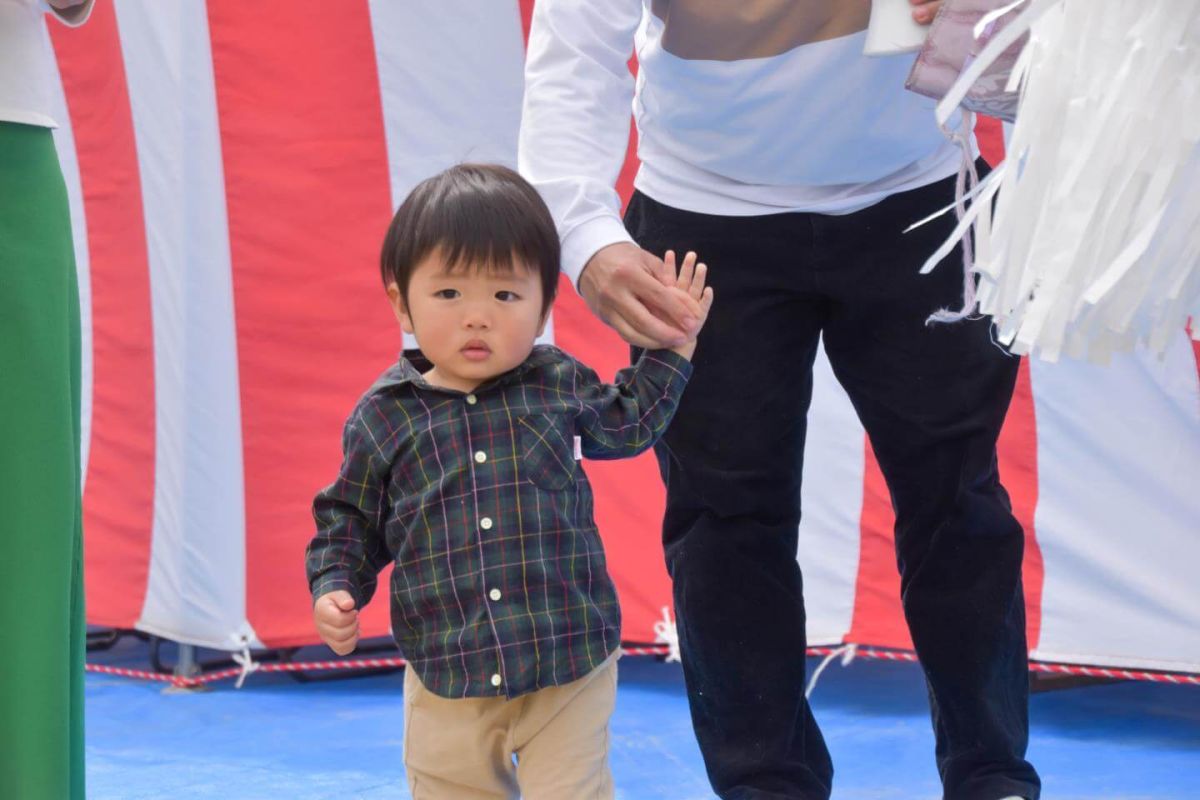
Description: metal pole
xmin=174 ymin=643 xmax=199 ymax=679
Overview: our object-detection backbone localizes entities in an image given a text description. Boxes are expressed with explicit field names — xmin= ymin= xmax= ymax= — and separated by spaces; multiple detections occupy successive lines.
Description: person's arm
xmin=43 ymin=0 xmax=94 ymax=27
xmin=519 ymin=0 xmax=696 ymax=348
xmin=569 ymin=348 xmax=694 ymax=461
xmin=306 ymin=409 xmax=393 ymax=631
xmin=567 ymin=251 xmax=709 ymax=457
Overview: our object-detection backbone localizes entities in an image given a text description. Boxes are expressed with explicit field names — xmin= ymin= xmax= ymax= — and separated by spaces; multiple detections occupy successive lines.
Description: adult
xmin=0 ymin=1 xmax=95 ymax=798
xmin=519 ymin=1 xmax=1040 ymax=798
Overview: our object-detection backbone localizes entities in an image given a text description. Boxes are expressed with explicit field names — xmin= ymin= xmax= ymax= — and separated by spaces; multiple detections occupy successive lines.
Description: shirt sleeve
xmin=41 ymin=0 xmax=95 ymax=27
xmin=517 ymin=0 xmax=644 ymax=289
xmin=571 ymin=348 xmax=692 ymax=460
xmin=306 ymin=407 xmax=393 ymax=609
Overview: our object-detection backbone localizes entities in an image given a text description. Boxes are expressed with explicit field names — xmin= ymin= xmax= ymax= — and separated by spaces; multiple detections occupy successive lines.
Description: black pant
xmin=625 ymin=171 xmax=1041 ymax=800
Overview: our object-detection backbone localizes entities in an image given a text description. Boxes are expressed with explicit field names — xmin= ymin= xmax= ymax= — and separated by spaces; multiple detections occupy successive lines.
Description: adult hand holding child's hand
xmin=314 ymin=590 xmax=360 ymax=656
xmin=579 ymin=242 xmax=703 ymax=349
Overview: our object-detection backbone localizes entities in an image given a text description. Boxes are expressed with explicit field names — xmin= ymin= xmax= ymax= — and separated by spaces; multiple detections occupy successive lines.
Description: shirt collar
xmin=382 ymin=344 xmax=561 ymax=396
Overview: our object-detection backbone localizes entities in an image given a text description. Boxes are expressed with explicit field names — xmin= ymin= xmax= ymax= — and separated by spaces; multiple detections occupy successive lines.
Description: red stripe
xmin=50 ymin=5 xmax=156 ymax=628
xmin=518 ymin=0 xmax=533 ymax=45
xmin=207 ymin=3 xmax=396 ymax=647
xmin=1194 ymin=334 xmax=1200 ymax=383
xmin=975 ymin=115 xmax=1006 ymax=167
xmin=1194 ymin=338 xmax=1200 ymax=388
xmin=1188 ymin=319 xmax=1200 ymax=394
xmin=999 ymin=360 xmax=1043 ymax=649
xmin=846 ymin=363 xmax=1044 ymax=651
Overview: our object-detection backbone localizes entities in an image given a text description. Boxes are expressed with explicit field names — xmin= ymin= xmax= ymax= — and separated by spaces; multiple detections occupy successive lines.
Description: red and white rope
xmin=85 ymin=645 xmax=1200 ymax=689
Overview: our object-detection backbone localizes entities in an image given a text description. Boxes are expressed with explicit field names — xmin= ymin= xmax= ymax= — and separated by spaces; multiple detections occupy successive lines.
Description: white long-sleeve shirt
xmin=0 ymin=0 xmax=95 ymax=128
xmin=519 ymin=0 xmax=964 ymax=286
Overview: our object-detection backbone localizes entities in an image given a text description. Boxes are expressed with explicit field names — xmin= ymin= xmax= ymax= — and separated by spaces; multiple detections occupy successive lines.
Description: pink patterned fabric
xmin=905 ymin=0 xmax=1028 ymax=122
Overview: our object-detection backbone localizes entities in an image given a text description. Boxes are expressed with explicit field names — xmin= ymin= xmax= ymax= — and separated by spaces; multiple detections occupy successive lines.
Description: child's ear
xmin=536 ymin=306 xmax=551 ymax=337
xmin=386 ymin=283 xmax=414 ymax=334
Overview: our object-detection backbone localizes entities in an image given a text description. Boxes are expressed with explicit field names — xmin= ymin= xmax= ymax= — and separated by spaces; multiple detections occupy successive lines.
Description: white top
xmin=0 ymin=0 xmax=95 ymax=129
xmin=519 ymin=0 xmax=965 ymax=286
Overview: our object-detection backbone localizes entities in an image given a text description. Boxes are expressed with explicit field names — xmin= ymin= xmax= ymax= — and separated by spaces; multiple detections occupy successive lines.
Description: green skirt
xmin=0 ymin=121 xmax=86 ymax=800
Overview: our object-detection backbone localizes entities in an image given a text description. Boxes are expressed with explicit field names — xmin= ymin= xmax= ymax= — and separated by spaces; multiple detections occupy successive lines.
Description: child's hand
xmin=662 ymin=250 xmax=714 ymax=361
xmin=314 ymin=590 xmax=360 ymax=655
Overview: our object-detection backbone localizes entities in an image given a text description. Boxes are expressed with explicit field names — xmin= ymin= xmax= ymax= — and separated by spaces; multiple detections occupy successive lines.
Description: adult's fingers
xmin=606 ymin=309 xmax=677 ymax=350
xmin=613 ymin=284 xmax=693 ymax=346
xmin=637 ymin=259 xmax=698 ymax=331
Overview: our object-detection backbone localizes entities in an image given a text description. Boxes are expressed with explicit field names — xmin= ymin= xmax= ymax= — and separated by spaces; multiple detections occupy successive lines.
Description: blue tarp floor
xmin=85 ymin=636 xmax=1200 ymax=799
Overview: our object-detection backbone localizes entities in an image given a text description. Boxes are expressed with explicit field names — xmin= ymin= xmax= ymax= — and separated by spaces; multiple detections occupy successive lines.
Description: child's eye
xmin=433 ymin=289 xmax=460 ymax=299
xmin=495 ymin=291 xmax=521 ymax=302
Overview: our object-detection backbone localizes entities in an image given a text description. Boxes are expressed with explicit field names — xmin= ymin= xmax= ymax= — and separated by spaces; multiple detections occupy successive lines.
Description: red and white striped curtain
xmin=47 ymin=1 xmax=1200 ymax=674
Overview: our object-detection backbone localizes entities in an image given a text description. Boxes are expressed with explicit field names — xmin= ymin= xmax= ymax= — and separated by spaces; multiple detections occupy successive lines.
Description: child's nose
xmin=463 ymin=307 xmax=491 ymax=329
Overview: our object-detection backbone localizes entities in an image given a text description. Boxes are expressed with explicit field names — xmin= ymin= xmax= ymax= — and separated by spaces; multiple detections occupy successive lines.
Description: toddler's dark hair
xmin=380 ymin=163 xmax=560 ymax=317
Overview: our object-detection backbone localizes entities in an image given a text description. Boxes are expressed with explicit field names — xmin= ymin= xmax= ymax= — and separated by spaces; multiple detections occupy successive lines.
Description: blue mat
xmin=85 ymin=637 xmax=1200 ymax=799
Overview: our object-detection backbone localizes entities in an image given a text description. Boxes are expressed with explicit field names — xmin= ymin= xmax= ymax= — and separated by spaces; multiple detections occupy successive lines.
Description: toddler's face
xmin=389 ymin=253 xmax=547 ymax=393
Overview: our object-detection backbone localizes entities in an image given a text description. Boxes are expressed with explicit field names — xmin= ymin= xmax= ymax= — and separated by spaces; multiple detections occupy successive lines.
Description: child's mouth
xmin=461 ymin=341 xmax=491 ymax=361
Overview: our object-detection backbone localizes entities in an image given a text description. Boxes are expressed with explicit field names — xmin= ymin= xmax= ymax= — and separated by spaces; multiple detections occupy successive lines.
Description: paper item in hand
xmin=864 ymin=0 xmax=930 ymax=55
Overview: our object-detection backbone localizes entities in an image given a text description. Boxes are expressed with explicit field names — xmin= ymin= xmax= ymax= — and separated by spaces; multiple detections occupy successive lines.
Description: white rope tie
xmin=231 ymin=634 xmax=260 ymax=689
xmin=805 ymin=643 xmax=858 ymax=700
xmin=652 ymin=606 xmax=681 ymax=663
xmin=927 ymin=110 xmax=982 ymax=325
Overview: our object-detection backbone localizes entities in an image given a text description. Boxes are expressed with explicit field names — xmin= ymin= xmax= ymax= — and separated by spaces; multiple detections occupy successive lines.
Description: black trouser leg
xmin=624 ymin=168 xmax=1040 ymax=800
xmin=626 ymin=193 xmax=833 ymax=800
xmin=817 ymin=174 xmax=1041 ymax=800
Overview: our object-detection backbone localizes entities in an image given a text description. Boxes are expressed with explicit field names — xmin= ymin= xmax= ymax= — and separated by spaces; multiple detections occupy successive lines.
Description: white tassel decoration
xmin=926 ymin=1 xmax=1200 ymax=362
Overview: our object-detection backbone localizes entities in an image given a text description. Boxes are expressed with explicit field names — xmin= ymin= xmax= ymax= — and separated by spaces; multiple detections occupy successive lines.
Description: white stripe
xmin=798 ymin=341 xmax=865 ymax=645
xmin=1030 ymin=333 xmax=1200 ymax=673
xmin=114 ymin=0 xmax=259 ymax=650
xmin=367 ymin=0 xmax=525 ymax=211
xmin=367 ymin=0 xmax=534 ymax=351
xmin=44 ymin=24 xmax=93 ymax=493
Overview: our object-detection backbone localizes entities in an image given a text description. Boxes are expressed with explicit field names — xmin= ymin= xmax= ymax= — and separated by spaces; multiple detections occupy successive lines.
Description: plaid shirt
xmin=306 ymin=344 xmax=691 ymax=699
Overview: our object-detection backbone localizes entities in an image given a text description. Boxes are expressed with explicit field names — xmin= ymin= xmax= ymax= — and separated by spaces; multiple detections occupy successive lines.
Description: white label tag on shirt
xmin=573 ymin=435 xmax=583 ymax=461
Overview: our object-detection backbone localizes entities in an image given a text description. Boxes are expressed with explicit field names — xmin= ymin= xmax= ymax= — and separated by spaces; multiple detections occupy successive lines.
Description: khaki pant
xmin=403 ymin=653 xmax=618 ymax=799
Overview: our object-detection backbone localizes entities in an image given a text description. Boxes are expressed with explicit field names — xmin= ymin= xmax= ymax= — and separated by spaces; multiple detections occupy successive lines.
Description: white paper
xmin=864 ymin=0 xmax=929 ymax=55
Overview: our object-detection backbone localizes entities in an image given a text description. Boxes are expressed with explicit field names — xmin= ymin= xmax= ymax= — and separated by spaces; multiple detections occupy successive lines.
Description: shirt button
xmin=466 ymin=394 xmax=478 ymax=405
xmin=490 ymin=673 xmax=502 ymax=687
xmin=480 ymin=517 xmax=493 ymax=530
xmin=489 ymin=588 xmax=501 ymax=601
xmin=474 ymin=451 xmax=487 ymax=464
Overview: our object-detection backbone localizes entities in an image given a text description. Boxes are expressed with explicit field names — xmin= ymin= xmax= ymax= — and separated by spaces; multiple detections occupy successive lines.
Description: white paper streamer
xmin=927 ymin=1 xmax=1200 ymax=362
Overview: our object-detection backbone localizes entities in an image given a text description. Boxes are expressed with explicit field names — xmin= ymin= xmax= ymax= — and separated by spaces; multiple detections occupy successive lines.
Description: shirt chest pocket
xmin=517 ymin=413 xmax=577 ymax=492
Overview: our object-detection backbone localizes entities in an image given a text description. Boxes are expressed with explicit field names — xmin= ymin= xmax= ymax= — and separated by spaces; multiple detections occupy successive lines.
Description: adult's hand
xmin=910 ymin=0 xmax=943 ymax=24
xmin=578 ymin=242 xmax=701 ymax=349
